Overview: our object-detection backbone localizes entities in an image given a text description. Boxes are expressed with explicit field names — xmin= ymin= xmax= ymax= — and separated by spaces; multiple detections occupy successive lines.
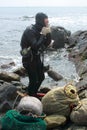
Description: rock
xmin=0 ymin=71 xmax=20 ymax=82
xmin=0 ymin=80 xmax=5 ymax=84
xmin=68 ymin=31 xmax=87 ymax=70
xmin=51 ymin=26 xmax=71 ymax=49
xmin=68 ymin=30 xmax=83 ymax=47
xmin=0 ymin=82 xmax=17 ymax=102
xmin=11 ymin=81 xmax=23 ymax=86
xmin=13 ymin=67 xmax=27 ymax=77
xmin=74 ymin=61 xmax=87 ymax=99
xmin=67 ymin=124 xmax=87 ymax=130
xmin=44 ymin=115 xmax=66 ymax=129
xmin=39 ymin=87 xmax=51 ymax=94
xmin=9 ymin=62 xmax=15 ymax=66
xmin=0 ymin=81 xmax=23 ymax=113
xmin=0 ymin=101 xmax=12 ymax=113
xmin=75 ymin=61 xmax=87 ymax=77
xmin=0 ymin=62 xmax=15 ymax=69
xmin=47 ymin=69 xmax=63 ymax=81
xmin=68 ymin=31 xmax=87 ymax=102
xmin=1 ymin=64 xmax=11 ymax=69
xmin=69 ymin=30 xmax=87 ymax=60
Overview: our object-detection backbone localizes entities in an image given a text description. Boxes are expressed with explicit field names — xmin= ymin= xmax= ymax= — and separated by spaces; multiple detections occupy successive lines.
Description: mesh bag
xmin=70 ymin=98 xmax=87 ymax=125
xmin=0 ymin=110 xmax=47 ymax=130
xmin=42 ymin=84 xmax=80 ymax=117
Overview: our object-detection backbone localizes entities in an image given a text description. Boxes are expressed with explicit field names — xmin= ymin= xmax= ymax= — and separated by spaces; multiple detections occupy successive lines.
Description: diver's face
xmin=44 ymin=18 xmax=49 ymax=27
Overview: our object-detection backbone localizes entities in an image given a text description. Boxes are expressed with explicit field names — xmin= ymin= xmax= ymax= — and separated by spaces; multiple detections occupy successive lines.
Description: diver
xmin=20 ymin=12 xmax=51 ymax=96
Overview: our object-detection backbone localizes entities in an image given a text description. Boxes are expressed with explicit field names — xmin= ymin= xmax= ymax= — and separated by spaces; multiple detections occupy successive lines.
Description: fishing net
xmin=0 ymin=110 xmax=47 ymax=130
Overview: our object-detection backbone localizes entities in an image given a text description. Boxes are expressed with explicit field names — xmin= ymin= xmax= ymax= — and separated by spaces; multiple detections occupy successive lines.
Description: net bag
xmin=0 ymin=110 xmax=47 ymax=130
xmin=42 ymin=84 xmax=80 ymax=117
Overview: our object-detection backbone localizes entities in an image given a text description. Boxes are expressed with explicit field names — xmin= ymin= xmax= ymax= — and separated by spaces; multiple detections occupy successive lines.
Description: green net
xmin=0 ymin=110 xmax=47 ymax=130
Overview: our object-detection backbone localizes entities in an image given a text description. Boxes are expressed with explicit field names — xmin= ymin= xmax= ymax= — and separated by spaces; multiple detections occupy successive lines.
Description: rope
xmin=12 ymin=94 xmax=20 ymax=109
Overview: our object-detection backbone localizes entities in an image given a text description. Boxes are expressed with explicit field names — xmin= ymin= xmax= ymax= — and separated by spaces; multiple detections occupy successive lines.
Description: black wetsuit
xmin=20 ymin=13 xmax=51 ymax=96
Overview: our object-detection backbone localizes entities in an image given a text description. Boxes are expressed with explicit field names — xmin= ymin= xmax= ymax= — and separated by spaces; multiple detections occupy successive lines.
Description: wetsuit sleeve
xmin=44 ymin=33 xmax=51 ymax=47
xmin=26 ymin=30 xmax=46 ymax=51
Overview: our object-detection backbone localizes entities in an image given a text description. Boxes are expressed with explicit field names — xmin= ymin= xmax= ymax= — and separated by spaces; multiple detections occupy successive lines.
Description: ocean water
xmin=0 ymin=7 xmax=86 ymax=86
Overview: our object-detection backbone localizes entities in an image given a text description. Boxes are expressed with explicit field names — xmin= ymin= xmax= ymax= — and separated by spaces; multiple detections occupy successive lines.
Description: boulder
xmin=47 ymin=69 xmax=63 ymax=81
xmin=51 ymin=26 xmax=71 ymax=49
xmin=68 ymin=31 xmax=87 ymax=102
xmin=44 ymin=115 xmax=66 ymax=129
xmin=69 ymin=30 xmax=87 ymax=60
xmin=0 ymin=82 xmax=17 ymax=112
xmin=67 ymin=124 xmax=87 ymax=130
xmin=39 ymin=87 xmax=51 ymax=94
xmin=11 ymin=81 xmax=23 ymax=86
xmin=68 ymin=30 xmax=83 ymax=47
xmin=0 ymin=71 xmax=20 ymax=82
xmin=75 ymin=61 xmax=87 ymax=77
xmin=0 ymin=101 xmax=12 ymax=113
xmin=13 ymin=67 xmax=27 ymax=77
xmin=0 ymin=62 xmax=15 ymax=69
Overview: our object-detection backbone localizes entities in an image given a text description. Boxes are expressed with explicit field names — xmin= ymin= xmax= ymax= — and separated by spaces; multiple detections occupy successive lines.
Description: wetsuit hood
xmin=35 ymin=12 xmax=48 ymax=32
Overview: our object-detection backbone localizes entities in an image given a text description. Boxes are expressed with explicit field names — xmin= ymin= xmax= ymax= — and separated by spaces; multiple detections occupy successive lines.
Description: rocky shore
xmin=0 ymin=26 xmax=87 ymax=130
xmin=68 ymin=30 xmax=87 ymax=99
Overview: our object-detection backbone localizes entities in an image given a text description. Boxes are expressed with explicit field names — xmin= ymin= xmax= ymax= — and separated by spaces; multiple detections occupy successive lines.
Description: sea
xmin=0 ymin=7 xmax=87 ymax=87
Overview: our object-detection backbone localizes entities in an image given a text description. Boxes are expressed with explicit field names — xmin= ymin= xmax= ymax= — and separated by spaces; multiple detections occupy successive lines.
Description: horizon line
xmin=0 ymin=6 xmax=87 ymax=7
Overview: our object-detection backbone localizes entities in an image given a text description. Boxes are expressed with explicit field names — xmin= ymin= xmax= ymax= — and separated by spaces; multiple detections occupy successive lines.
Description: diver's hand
xmin=41 ymin=27 xmax=51 ymax=36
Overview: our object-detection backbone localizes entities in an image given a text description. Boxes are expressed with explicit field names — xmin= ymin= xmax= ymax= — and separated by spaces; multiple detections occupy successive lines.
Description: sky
xmin=0 ymin=0 xmax=87 ymax=7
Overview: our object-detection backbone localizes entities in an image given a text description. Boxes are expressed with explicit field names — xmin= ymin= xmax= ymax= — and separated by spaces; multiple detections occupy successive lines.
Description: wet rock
xmin=51 ymin=26 xmax=71 ymax=49
xmin=0 ymin=81 xmax=23 ymax=113
xmin=9 ymin=62 xmax=15 ymax=66
xmin=13 ymin=67 xmax=27 ymax=77
xmin=11 ymin=81 xmax=23 ymax=86
xmin=0 ymin=71 xmax=20 ymax=82
xmin=67 ymin=124 xmax=87 ymax=130
xmin=0 ymin=101 xmax=12 ymax=113
xmin=0 ymin=80 xmax=5 ymax=84
xmin=45 ymin=115 xmax=66 ymax=129
xmin=68 ymin=30 xmax=83 ymax=47
xmin=69 ymin=30 xmax=87 ymax=60
xmin=39 ymin=87 xmax=51 ymax=94
xmin=1 ymin=64 xmax=11 ymax=69
xmin=74 ymin=61 xmax=87 ymax=77
xmin=69 ymin=31 xmax=87 ymax=100
xmin=47 ymin=69 xmax=63 ymax=81
xmin=0 ymin=82 xmax=17 ymax=102
xmin=0 ymin=62 xmax=15 ymax=69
